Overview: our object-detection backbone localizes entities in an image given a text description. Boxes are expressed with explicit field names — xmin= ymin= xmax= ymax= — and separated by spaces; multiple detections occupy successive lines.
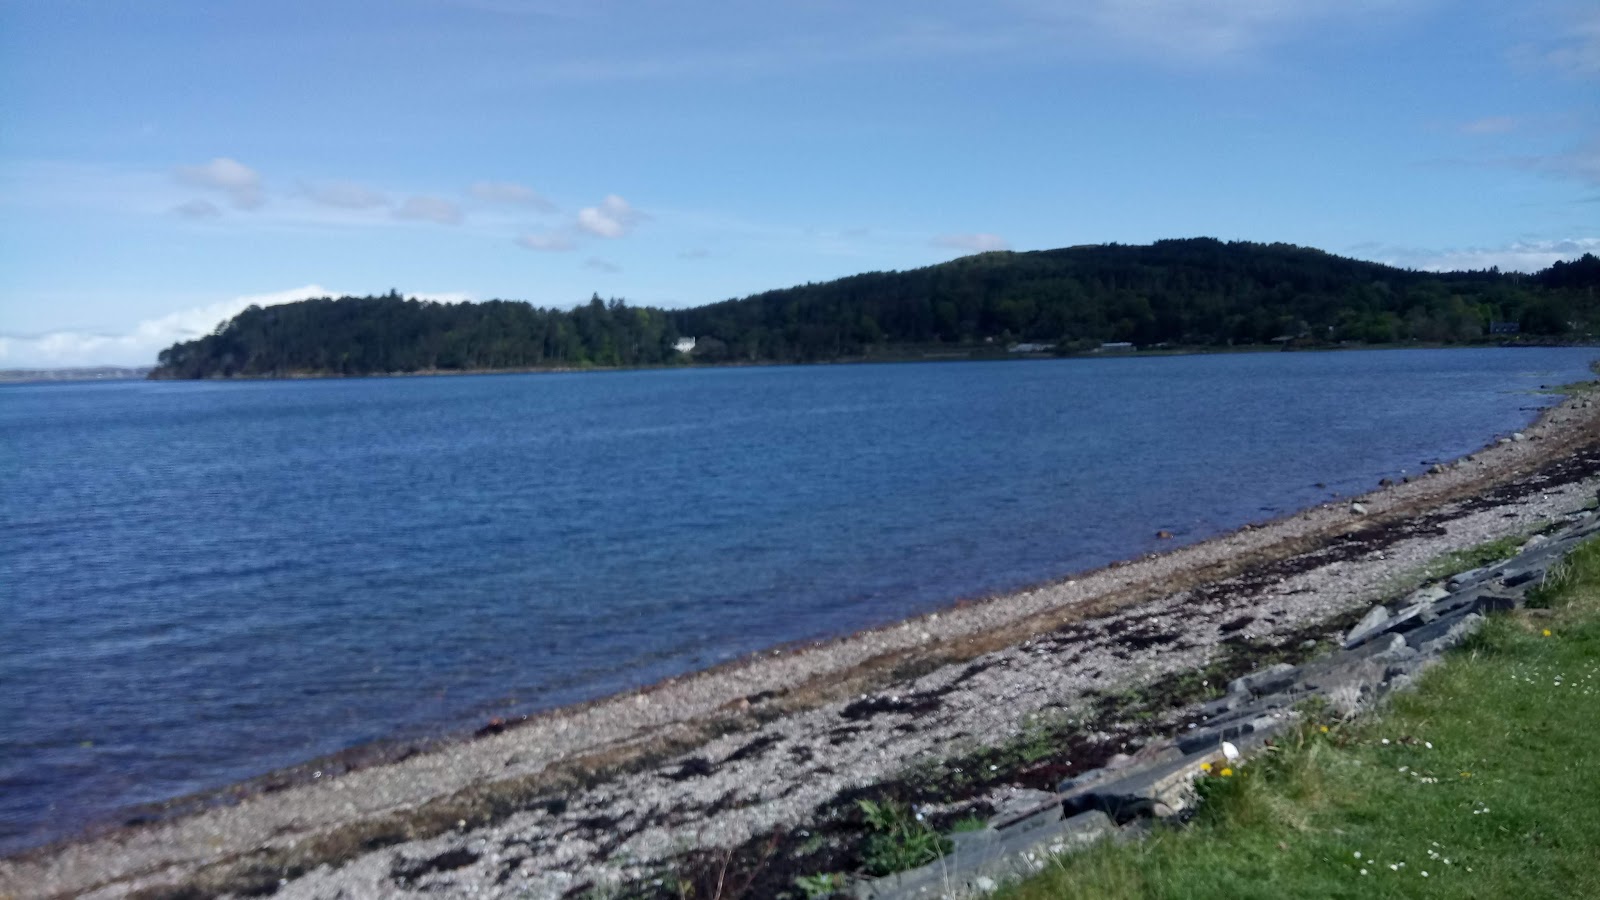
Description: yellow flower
xmin=1542 ymin=629 xmax=1552 ymax=637
xmin=1320 ymin=725 xmax=1329 ymax=733
xmin=1221 ymin=767 xmax=1234 ymax=777
xmin=1200 ymin=762 xmax=1213 ymax=772
xmin=1460 ymin=771 xmax=1472 ymax=778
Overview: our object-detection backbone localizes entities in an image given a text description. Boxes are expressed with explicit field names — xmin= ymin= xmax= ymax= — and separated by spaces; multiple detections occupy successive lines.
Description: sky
xmin=1 ymin=0 xmax=1597 ymax=367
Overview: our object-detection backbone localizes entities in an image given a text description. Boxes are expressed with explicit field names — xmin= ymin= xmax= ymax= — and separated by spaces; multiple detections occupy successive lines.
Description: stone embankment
xmin=4 ymin=392 xmax=1600 ymax=900
xmin=855 ymin=507 xmax=1600 ymax=898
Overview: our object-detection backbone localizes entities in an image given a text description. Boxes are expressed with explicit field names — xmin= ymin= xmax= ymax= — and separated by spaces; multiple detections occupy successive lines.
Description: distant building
xmin=673 ymin=337 xmax=697 ymax=353
xmin=1009 ymin=342 xmax=1054 ymax=354
xmin=1098 ymin=341 xmax=1135 ymax=352
xmin=1490 ymin=321 xmax=1520 ymax=335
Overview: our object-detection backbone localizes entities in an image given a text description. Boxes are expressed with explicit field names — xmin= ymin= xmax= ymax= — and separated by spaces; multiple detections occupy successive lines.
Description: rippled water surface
xmin=2 ymin=348 xmax=1595 ymax=853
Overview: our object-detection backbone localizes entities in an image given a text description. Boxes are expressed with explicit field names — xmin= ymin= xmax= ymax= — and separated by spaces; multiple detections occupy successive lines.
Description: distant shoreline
xmin=138 ymin=339 xmax=1599 ymax=382
xmin=0 ymin=366 xmax=152 ymax=384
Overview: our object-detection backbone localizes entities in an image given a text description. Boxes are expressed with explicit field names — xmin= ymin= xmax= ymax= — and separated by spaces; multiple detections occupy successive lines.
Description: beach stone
xmin=1447 ymin=566 xmax=1493 ymax=591
xmin=1062 ymin=749 xmax=1224 ymax=823
xmin=853 ymin=810 xmax=1113 ymax=899
xmin=988 ymin=787 xmax=1061 ymax=833
xmin=1468 ymin=592 xmax=1519 ymax=616
xmin=1343 ymin=605 xmax=1391 ymax=647
xmin=1512 ymin=432 xmax=1527 ymax=442
xmin=1350 ymin=502 xmax=1368 ymax=515
xmin=1418 ymin=613 xmax=1484 ymax=656
xmin=1405 ymin=584 xmax=1451 ymax=606
xmin=1227 ymin=663 xmax=1298 ymax=697
xmin=1176 ymin=714 xmax=1281 ymax=755
xmin=1499 ymin=566 xmax=1545 ymax=589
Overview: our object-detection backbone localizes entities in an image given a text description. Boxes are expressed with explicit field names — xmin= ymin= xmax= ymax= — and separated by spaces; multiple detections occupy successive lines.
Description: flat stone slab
xmin=853 ymin=810 xmax=1114 ymax=899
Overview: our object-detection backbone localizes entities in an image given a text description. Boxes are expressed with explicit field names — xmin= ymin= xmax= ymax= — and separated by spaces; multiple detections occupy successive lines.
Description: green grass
xmin=855 ymin=798 xmax=952 ymax=877
xmin=995 ymin=538 xmax=1600 ymax=900
xmin=1404 ymin=534 xmax=1529 ymax=586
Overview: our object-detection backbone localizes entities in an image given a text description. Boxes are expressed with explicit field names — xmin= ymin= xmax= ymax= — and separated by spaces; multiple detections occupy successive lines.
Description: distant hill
xmin=150 ymin=238 xmax=1600 ymax=379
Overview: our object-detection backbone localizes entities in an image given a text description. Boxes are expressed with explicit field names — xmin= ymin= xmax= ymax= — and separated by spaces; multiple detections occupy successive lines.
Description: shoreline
xmin=7 ymin=388 xmax=1600 ymax=898
xmin=2 ymin=366 xmax=1579 ymax=853
xmin=140 ymin=340 xmax=1596 ymax=382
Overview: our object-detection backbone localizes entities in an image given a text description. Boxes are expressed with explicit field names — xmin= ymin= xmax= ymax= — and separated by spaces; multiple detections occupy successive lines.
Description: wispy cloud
xmin=171 ymin=199 xmax=222 ymax=219
xmin=584 ymin=257 xmax=622 ymax=273
xmin=173 ymin=157 xmax=263 ymax=209
xmin=0 ymin=285 xmax=334 ymax=368
xmin=932 ymin=232 xmax=1010 ymax=252
xmin=678 ymin=247 xmax=711 ymax=259
xmin=305 ymin=181 xmax=390 ymax=210
xmin=576 ymin=194 xmax=646 ymax=238
xmin=1367 ymin=237 xmax=1600 ymax=273
xmin=1512 ymin=7 xmax=1600 ymax=76
xmin=516 ymin=231 xmax=576 ymax=251
xmin=470 ymin=180 xmax=557 ymax=212
xmin=506 ymin=0 xmax=1432 ymax=83
xmin=393 ymin=195 xmax=464 ymax=225
xmin=1461 ymin=116 xmax=1517 ymax=135
xmin=1039 ymin=0 xmax=1427 ymax=61
xmin=1503 ymin=138 xmax=1600 ymax=187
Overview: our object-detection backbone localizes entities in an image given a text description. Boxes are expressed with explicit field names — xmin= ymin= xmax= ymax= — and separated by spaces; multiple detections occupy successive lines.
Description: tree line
xmin=151 ymin=238 xmax=1600 ymax=378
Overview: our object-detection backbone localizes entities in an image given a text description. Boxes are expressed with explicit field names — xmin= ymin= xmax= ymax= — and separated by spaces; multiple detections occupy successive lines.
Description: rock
xmin=852 ymin=810 xmax=1113 ymax=899
xmin=1350 ymin=502 xmax=1368 ymax=515
xmin=1418 ymin=613 xmax=1484 ymax=656
xmin=1062 ymin=750 xmax=1221 ymax=823
xmin=1500 ymin=567 xmax=1545 ymax=589
xmin=1227 ymin=662 xmax=1298 ymax=697
xmin=1468 ymin=592 xmax=1518 ymax=616
xmin=1512 ymin=432 xmax=1527 ymax=442
xmin=1404 ymin=584 xmax=1450 ymax=606
xmin=988 ymin=787 xmax=1061 ymax=832
xmin=1343 ymin=605 xmax=1391 ymax=647
xmin=1156 ymin=530 xmax=1173 ymax=539
xmin=1447 ymin=566 xmax=1492 ymax=591
xmin=1177 ymin=718 xmax=1267 ymax=755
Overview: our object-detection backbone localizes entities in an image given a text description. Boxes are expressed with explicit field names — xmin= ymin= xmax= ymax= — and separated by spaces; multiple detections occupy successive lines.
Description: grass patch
xmin=996 ymin=538 xmax=1600 ymax=900
xmin=1404 ymin=533 xmax=1528 ymax=586
xmin=856 ymin=798 xmax=952 ymax=877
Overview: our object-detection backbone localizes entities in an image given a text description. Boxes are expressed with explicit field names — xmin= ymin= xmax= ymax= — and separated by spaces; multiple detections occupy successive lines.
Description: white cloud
xmin=932 ymin=233 xmax=1011 ymax=252
xmin=584 ymin=257 xmax=622 ymax=273
xmin=171 ymin=199 xmax=222 ymax=219
xmin=1371 ymin=237 xmax=1600 ymax=273
xmin=470 ymin=180 xmax=557 ymax=212
xmin=173 ymin=157 xmax=263 ymax=209
xmin=0 ymin=285 xmax=335 ymax=369
xmin=305 ymin=181 xmax=390 ymax=210
xmin=576 ymin=194 xmax=645 ymax=238
xmin=516 ymin=231 xmax=576 ymax=251
xmin=393 ymin=195 xmax=464 ymax=225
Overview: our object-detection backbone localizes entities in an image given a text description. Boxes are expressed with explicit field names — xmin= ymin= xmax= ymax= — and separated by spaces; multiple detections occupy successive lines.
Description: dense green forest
xmin=151 ymin=239 xmax=1600 ymax=378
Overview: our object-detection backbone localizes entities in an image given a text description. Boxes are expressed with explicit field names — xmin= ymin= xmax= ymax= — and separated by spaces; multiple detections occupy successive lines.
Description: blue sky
xmin=2 ymin=0 xmax=1597 ymax=367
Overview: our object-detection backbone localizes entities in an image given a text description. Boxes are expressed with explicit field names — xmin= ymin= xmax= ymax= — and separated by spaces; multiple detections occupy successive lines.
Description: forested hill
xmin=151 ymin=238 xmax=1600 ymax=378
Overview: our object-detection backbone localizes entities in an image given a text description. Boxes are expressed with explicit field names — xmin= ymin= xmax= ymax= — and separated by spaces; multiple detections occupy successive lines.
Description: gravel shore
xmin=7 ymin=392 xmax=1600 ymax=900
